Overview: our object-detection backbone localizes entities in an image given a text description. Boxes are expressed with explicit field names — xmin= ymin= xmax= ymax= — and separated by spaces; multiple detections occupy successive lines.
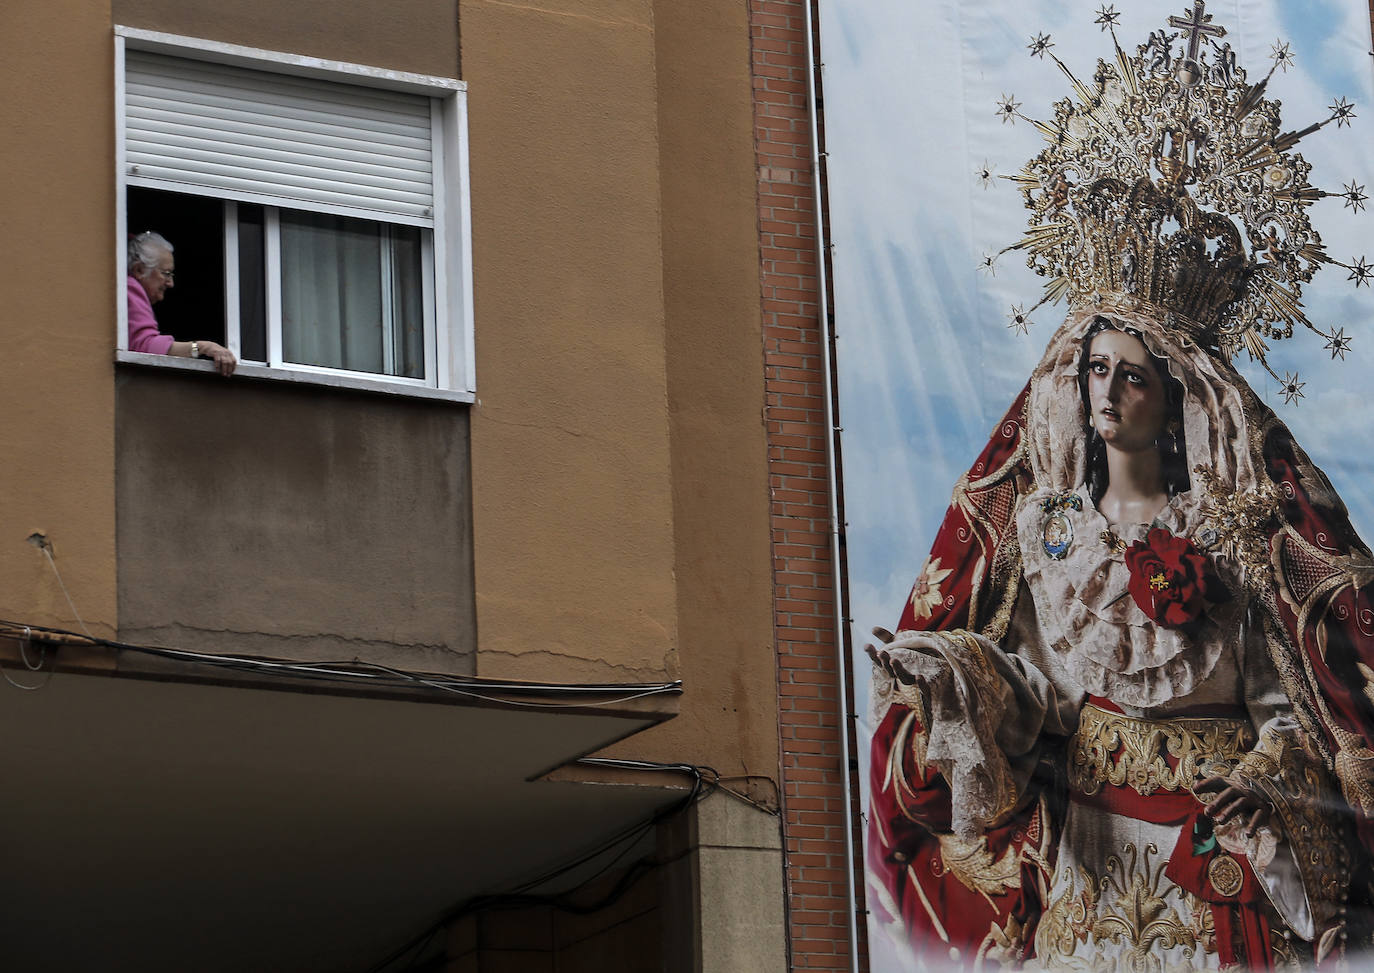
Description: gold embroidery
xmin=1035 ymin=865 xmax=1100 ymax=959
xmin=1035 ymin=843 xmax=1206 ymax=972
xmin=1068 ymin=703 xmax=1256 ymax=797
xmin=909 ymin=556 xmax=954 ymax=620
xmin=1207 ymin=854 xmax=1243 ymax=897
xmin=978 ymin=533 xmax=1022 ymax=643
xmin=886 ymin=709 xmax=930 ymax=825
xmin=977 ymin=913 xmax=1027 ymax=971
xmin=1193 ymin=464 xmax=1279 ymax=585
xmin=932 ymin=831 xmax=1022 ymax=907
xmin=1255 ymin=720 xmax=1352 ymax=937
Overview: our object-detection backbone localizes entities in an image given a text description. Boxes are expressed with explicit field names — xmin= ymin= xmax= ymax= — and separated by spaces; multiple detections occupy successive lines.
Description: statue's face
xmin=1085 ymin=328 xmax=1168 ymax=454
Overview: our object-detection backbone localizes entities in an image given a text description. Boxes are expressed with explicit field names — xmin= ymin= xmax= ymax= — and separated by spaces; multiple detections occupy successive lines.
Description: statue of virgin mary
xmin=864 ymin=11 xmax=1374 ymax=970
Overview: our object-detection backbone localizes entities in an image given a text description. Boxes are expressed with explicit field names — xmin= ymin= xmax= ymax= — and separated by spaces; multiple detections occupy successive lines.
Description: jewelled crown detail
xmin=987 ymin=2 xmax=1367 ymax=399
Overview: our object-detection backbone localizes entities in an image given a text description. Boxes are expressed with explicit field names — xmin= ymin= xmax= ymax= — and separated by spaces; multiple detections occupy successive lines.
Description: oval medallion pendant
xmin=1042 ymin=510 xmax=1073 ymax=560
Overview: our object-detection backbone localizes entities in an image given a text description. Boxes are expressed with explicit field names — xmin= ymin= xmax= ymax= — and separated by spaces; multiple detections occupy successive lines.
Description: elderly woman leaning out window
xmin=127 ymin=231 xmax=237 ymax=376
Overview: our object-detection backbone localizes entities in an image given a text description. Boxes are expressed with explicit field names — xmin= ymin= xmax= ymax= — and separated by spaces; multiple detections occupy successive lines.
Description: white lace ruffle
xmin=1016 ymin=486 xmax=1243 ymax=708
xmin=878 ymin=630 xmax=1018 ymax=839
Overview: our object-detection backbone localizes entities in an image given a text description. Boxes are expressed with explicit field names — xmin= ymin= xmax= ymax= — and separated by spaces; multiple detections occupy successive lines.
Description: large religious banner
xmin=819 ymin=0 xmax=1374 ymax=968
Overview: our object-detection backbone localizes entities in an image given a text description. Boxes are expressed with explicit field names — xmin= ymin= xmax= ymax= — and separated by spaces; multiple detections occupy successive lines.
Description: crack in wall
xmin=476 ymin=646 xmax=672 ymax=681
xmin=121 ymin=622 xmax=466 ymax=655
xmin=471 ymin=0 xmax=652 ymax=32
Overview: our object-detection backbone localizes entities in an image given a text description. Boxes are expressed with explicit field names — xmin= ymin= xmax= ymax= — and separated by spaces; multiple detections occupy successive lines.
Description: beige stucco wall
xmin=112 ymin=0 xmax=459 ymax=77
xmin=116 ymin=370 xmax=477 ymax=673
xmin=461 ymin=0 xmax=776 ymax=770
xmin=624 ymin=0 xmax=780 ymax=781
xmin=0 ymin=0 xmax=118 ymax=637
xmin=461 ymin=0 xmax=681 ymax=685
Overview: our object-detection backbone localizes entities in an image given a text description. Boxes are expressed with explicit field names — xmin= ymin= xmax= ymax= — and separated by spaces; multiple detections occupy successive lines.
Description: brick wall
xmin=749 ymin=0 xmax=864 ymax=968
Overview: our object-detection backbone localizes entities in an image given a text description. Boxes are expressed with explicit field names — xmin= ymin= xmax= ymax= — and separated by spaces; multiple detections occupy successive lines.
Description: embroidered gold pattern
xmin=1068 ymin=703 xmax=1255 ymax=797
xmin=1193 ymin=464 xmax=1279 ymax=584
xmin=1251 ymin=720 xmax=1353 ymax=939
xmin=1207 ymin=854 xmax=1243 ymax=897
xmin=909 ymin=556 xmax=955 ymax=620
xmin=933 ymin=831 xmax=1022 ymax=906
xmin=1035 ymin=843 xmax=1206 ymax=973
xmin=976 ymin=912 xmax=1027 ymax=971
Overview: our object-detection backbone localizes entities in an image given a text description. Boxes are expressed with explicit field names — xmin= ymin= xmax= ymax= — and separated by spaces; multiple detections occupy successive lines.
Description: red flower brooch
xmin=1123 ymin=528 xmax=1224 ymax=629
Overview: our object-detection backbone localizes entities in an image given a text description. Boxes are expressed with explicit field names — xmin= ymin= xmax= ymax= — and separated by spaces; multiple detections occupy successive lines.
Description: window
xmin=115 ymin=28 xmax=473 ymax=400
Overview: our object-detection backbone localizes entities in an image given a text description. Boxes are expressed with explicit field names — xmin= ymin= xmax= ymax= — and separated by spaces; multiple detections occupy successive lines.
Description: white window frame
xmin=114 ymin=26 xmax=475 ymax=403
xmin=226 ymin=202 xmax=437 ymax=387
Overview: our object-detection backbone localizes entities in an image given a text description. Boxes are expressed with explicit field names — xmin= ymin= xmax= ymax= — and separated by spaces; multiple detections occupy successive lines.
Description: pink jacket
xmin=127 ymin=275 xmax=174 ymax=355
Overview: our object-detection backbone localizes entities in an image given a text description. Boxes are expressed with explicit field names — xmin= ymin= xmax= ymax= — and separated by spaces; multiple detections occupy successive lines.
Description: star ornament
xmin=996 ymin=94 xmax=1021 ymax=125
xmin=1094 ymin=4 xmax=1121 ymax=30
xmin=1326 ymin=328 xmax=1353 ymax=361
xmin=1349 ymin=255 xmax=1373 ymax=287
xmin=1270 ymin=39 xmax=1295 ymax=72
xmin=1343 ymin=181 xmax=1368 ymax=214
xmin=1280 ymin=371 xmax=1305 ymax=405
xmin=1028 ymin=33 xmax=1055 ymax=59
xmin=975 ymin=160 xmax=996 ymax=190
xmin=1007 ymin=304 xmax=1031 ymax=335
xmin=977 ymin=253 xmax=998 ymax=276
xmin=1331 ymin=96 xmax=1356 ymax=128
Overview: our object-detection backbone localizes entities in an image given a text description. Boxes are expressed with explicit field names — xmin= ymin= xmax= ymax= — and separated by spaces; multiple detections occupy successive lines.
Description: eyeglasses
xmin=158 ymin=268 xmax=176 ymax=282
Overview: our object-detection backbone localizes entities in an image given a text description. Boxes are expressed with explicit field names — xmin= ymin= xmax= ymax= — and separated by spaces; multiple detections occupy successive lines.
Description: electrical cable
xmin=12 ymin=541 xmax=683 ymax=706
xmin=42 ymin=546 xmax=92 ymax=637
xmin=0 ymin=626 xmax=52 ymax=691
xmin=0 ymin=618 xmax=682 ymax=709
xmin=578 ymin=758 xmax=781 ymax=814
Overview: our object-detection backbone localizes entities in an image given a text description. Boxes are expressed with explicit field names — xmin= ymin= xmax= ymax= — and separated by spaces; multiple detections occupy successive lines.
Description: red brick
xmin=751 ymin=0 xmax=862 ymax=967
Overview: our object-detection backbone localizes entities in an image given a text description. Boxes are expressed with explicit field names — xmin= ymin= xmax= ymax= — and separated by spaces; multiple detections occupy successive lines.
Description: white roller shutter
xmin=124 ymin=50 xmax=435 ymax=226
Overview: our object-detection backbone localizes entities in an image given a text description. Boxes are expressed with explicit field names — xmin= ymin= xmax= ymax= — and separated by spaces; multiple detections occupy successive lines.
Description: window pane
xmin=388 ymin=225 xmax=425 ymax=379
xmin=279 ymin=211 xmax=424 ymax=379
xmin=237 ymin=204 xmax=267 ymax=363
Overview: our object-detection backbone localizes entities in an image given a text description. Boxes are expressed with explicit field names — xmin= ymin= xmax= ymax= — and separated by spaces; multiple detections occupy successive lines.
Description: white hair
xmin=128 ymin=230 xmax=173 ymax=270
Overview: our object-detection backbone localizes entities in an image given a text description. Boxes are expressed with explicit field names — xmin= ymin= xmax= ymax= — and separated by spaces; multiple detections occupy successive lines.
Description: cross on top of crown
xmin=1168 ymin=1 xmax=1226 ymax=61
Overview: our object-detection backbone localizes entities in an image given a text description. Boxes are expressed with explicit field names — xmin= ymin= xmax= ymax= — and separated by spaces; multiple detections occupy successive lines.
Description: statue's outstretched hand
xmin=864 ymin=627 xmax=949 ymax=699
xmin=865 ymin=626 xmax=918 ymax=685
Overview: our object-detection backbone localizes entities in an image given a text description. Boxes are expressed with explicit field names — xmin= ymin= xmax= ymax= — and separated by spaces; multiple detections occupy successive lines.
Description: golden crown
xmin=989 ymin=2 xmax=1368 ymax=399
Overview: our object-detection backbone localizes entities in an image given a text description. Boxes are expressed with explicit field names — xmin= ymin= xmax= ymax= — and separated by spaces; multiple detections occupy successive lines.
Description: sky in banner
xmin=817 ymin=0 xmax=1374 ymax=967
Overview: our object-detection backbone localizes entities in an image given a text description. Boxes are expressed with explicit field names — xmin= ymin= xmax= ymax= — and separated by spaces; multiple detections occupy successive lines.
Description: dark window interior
xmin=127 ymin=187 xmax=225 ymax=345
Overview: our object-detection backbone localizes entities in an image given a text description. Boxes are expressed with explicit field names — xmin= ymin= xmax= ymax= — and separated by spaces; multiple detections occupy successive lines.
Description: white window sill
xmin=116 ymin=350 xmax=475 ymax=404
